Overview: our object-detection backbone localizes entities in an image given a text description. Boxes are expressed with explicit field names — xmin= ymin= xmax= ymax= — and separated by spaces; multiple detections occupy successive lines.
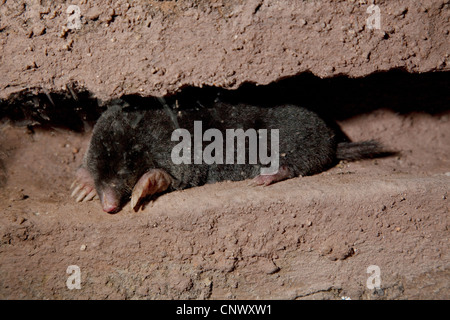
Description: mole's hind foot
xmin=248 ymin=166 xmax=295 ymax=186
xmin=131 ymin=169 xmax=174 ymax=211
xmin=71 ymin=167 xmax=98 ymax=202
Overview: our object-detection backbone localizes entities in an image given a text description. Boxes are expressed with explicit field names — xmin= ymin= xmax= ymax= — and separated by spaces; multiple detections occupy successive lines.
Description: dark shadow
xmin=0 ymin=70 xmax=449 ymax=131
xmin=0 ymin=83 xmax=102 ymax=131
xmin=173 ymin=69 xmax=450 ymax=120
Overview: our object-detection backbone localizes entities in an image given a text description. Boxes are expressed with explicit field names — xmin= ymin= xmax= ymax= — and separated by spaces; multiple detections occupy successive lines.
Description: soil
xmin=0 ymin=0 xmax=449 ymax=300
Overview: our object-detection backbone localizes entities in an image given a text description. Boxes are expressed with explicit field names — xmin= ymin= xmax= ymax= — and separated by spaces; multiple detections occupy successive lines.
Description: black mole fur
xmin=83 ymin=98 xmax=373 ymax=207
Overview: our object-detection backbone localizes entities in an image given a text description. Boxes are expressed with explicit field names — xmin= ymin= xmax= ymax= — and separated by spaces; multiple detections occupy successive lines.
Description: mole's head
xmin=88 ymin=143 xmax=148 ymax=213
xmin=86 ymin=107 xmax=150 ymax=213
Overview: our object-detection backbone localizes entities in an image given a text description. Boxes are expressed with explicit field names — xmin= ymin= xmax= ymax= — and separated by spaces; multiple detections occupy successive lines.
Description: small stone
xmin=59 ymin=26 xmax=69 ymax=38
xmin=202 ymin=277 xmax=212 ymax=287
xmin=33 ymin=24 xmax=46 ymax=36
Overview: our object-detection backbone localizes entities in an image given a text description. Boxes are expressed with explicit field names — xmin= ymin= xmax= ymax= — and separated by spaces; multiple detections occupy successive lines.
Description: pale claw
xmin=130 ymin=176 xmax=150 ymax=210
xmin=71 ymin=167 xmax=97 ymax=203
xmin=75 ymin=189 xmax=88 ymax=202
xmin=71 ymin=184 xmax=82 ymax=197
xmin=248 ymin=175 xmax=272 ymax=187
xmin=247 ymin=179 xmax=260 ymax=187
xmin=83 ymin=189 xmax=97 ymax=202
xmin=130 ymin=190 xmax=142 ymax=211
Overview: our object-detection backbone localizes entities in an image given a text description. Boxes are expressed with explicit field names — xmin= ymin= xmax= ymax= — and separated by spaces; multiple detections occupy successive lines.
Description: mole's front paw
xmin=131 ymin=169 xmax=174 ymax=211
xmin=71 ymin=167 xmax=98 ymax=202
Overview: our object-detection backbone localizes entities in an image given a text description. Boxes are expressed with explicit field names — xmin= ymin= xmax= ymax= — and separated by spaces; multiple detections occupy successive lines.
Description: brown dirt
xmin=0 ymin=0 xmax=449 ymax=300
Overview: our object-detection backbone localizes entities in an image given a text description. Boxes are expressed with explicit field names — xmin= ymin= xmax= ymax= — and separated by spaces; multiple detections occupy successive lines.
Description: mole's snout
xmin=100 ymin=188 xmax=121 ymax=213
xmin=102 ymin=201 xmax=119 ymax=214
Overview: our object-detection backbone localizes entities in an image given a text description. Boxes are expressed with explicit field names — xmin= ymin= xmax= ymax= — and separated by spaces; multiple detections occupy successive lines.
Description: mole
xmin=71 ymin=98 xmax=388 ymax=213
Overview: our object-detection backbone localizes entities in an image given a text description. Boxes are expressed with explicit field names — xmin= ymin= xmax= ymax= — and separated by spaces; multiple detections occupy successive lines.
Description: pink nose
xmin=101 ymin=190 xmax=120 ymax=213
xmin=102 ymin=202 xmax=118 ymax=213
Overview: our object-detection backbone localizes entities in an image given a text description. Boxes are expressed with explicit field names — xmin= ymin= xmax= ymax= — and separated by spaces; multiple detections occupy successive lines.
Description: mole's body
xmin=72 ymin=100 xmax=384 ymax=213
